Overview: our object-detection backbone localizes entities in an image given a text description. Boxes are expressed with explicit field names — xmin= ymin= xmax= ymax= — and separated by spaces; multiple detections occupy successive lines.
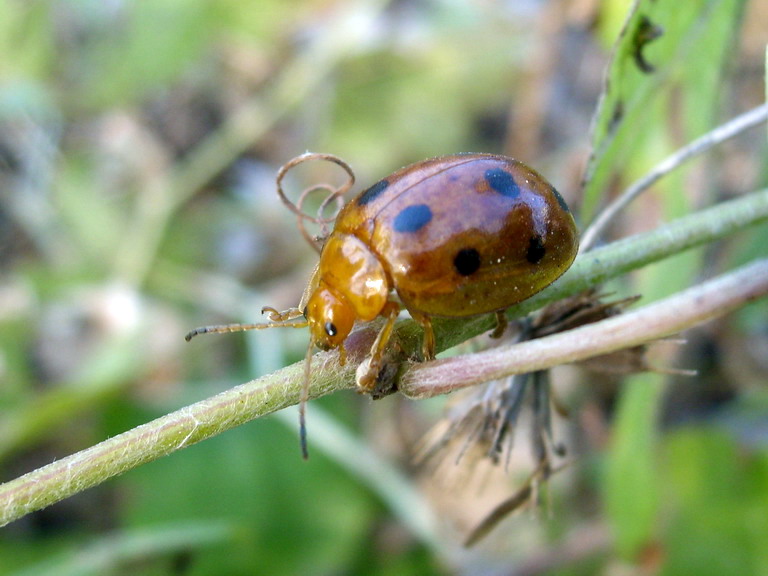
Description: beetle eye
xmin=302 ymin=306 xmax=308 ymax=319
xmin=324 ymin=322 xmax=337 ymax=337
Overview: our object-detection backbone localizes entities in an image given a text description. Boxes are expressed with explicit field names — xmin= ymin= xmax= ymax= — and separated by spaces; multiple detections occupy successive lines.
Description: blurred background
xmin=0 ymin=0 xmax=767 ymax=574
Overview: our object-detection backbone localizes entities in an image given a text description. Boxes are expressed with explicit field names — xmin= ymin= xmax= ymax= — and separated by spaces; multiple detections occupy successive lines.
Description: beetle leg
xmin=261 ymin=306 xmax=304 ymax=322
xmin=491 ymin=310 xmax=508 ymax=339
xmin=356 ymin=302 xmax=400 ymax=394
xmin=410 ymin=311 xmax=436 ymax=360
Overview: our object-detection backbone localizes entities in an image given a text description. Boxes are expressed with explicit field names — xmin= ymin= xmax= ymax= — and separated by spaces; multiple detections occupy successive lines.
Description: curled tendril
xmin=276 ymin=152 xmax=356 ymax=253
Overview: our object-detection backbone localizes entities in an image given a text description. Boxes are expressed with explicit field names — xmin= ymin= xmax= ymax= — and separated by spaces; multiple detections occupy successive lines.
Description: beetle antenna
xmin=300 ymin=339 xmax=314 ymax=459
xmin=184 ymin=320 xmax=308 ymax=341
xmin=185 ymin=313 xmax=314 ymax=459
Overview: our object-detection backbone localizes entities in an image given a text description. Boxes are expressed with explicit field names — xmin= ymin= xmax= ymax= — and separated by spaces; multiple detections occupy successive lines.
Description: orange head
xmin=304 ymin=281 xmax=355 ymax=352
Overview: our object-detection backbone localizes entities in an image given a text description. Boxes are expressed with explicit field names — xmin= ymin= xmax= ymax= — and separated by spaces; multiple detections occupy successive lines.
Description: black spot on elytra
xmin=454 ymin=248 xmax=481 ymax=276
xmin=357 ymin=179 xmax=389 ymax=205
xmin=485 ymin=168 xmax=520 ymax=198
xmin=550 ymin=185 xmax=570 ymax=212
xmin=393 ymin=204 xmax=432 ymax=233
xmin=527 ymin=236 xmax=546 ymax=264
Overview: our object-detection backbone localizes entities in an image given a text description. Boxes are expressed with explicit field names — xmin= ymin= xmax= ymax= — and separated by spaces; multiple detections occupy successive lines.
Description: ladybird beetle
xmin=187 ymin=153 xmax=579 ymax=458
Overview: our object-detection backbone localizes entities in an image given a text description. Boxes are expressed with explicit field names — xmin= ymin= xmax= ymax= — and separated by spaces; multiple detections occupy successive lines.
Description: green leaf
xmin=582 ymin=0 xmax=747 ymax=222
xmin=603 ymin=373 xmax=664 ymax=559
xmin=8 ymin=522 xmax=234 ymax=576
xmin=662 ymin=426 xmax=768 ymax=576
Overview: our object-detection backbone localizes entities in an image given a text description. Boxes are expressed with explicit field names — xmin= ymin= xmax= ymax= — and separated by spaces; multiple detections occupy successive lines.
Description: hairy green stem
xmin=429 ymin=187 xmax=768 ymax=351
xmin=401 ymin=258 xmax=768 ymax=397
xmin=1 ymin=188 xmax=767 ymax=527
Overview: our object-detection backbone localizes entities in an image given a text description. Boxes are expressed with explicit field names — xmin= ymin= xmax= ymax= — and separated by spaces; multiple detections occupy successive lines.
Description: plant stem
xmin=431 ymin=187 xmax=768 ymax=351
xmin=400 ymin=258 xmax=768 ymax=398
xmin=0 ymin=359 xmax=353 ymax=528
xmin=1 ymin=188 xmax=767 ymax=527
xmin=581 ymin=103 xmax=768 ymax=251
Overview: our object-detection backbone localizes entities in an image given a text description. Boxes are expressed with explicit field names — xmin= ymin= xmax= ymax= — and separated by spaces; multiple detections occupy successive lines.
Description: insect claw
xmin=261 ymin=306 xmax=281 ymax=321
xmin=260 ymin=306 xmax=304 ymax=322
